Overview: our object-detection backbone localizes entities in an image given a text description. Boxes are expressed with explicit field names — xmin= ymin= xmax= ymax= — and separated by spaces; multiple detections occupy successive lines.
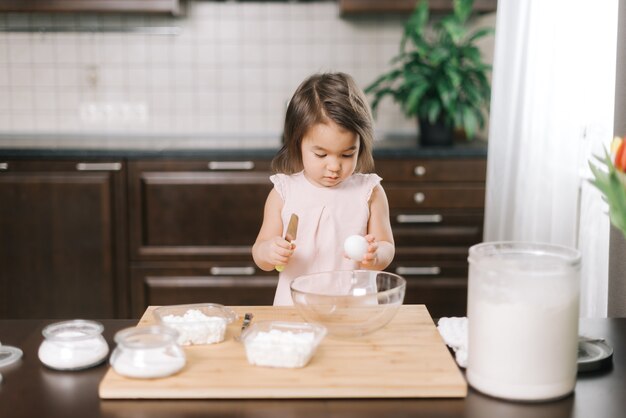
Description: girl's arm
xmin=361 ymin=184 xmax=395 ymax=270
xmin=252 ymin=189 xmax=295 ymax=271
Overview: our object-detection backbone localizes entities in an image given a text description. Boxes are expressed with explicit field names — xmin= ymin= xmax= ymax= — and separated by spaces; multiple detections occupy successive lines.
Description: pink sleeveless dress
xmin=270 ymin=171 xmax=382 ymax=305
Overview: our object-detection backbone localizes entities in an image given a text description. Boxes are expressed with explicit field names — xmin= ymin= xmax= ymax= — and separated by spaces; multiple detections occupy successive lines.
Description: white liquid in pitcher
xmin=466 ymin=256 xmax=579 ymax=401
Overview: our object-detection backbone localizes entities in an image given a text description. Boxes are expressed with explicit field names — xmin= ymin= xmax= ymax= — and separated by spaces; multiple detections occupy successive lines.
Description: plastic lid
xmin=0 ymin=345 xmax=23 ymax=368
xmin=578 ymin=337 xmax=613 ymax=372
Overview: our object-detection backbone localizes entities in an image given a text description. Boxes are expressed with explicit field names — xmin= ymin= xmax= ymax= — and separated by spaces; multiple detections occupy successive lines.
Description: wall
xmin=0 ymin=1 xmax=495 ymax=150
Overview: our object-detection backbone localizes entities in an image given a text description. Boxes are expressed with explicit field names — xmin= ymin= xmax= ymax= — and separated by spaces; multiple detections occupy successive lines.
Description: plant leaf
xmin=453 ymin=0 xmax=473 ymax=23
xmin=467 ymin=26 xmax=495 ymax=43
xmin=427 ymin=100 xmax=441 ymax=123
xmin=403 ymin=1 xmax=429 ymax=50
xmin=589 ymin=149 xmax=626 ymax=239
xmin=461 ymin=107 xmax=479 ymax=139
xmin=441 ymin=18 xmax=466 ymax=44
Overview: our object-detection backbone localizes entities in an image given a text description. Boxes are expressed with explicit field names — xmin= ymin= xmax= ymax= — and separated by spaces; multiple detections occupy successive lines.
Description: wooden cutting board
xmin=98 ymin=305 xmax=466 ymax=399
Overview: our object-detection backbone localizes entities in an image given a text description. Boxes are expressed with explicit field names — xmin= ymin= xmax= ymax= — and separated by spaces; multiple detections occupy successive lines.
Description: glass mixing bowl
xmin=290 ymin=270 xmax=406 ymax=338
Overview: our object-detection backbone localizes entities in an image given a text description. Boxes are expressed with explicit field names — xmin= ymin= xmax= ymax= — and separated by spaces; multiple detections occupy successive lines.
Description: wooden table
xmin=0 ymin=317 xmax=624 ymax=418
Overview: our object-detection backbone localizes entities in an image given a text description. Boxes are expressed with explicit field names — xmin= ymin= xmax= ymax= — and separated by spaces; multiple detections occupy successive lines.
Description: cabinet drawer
xmin=387 ymin=256 xmax=468 ymax=280
xmin=385 ymin=185 xmax=485 ymax=209
xmin=128 ymin=161 xmax=272 ymax=261
xmin=339 ymin=0 xmax=497 ymax=15
xmin=393 ymin=225 xmax=483 ymax=246
xmin=377 ymin=158 xmax=486 ymax=182
xmin=130 ymin=263 xmax=277 ymax=317
xmin=0 ymin=0 xmax=182 ymax=14
xmin=404 ymin=279 xmax=467 ymax=318
xmin=391 ymin=248 xmax=469 ymax=316
xmin=391 ymin=209 xmax=483 ymax=245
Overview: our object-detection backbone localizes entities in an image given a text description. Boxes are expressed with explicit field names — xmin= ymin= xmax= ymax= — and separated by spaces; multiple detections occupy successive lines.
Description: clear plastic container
xmin=110 ymin=325 xmax=186 ymax=379
xmin=38 ymin=320 xmax=109 ymax=370
xmin=241 ymin=321 xmax=327 ymax=368
xmin=153 ymin=303 xmax=237 ymax=346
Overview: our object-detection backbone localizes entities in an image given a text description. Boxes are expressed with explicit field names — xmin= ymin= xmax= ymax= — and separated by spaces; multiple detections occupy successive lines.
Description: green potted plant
xmin=365 ymin=0 xmax=494 ymax=146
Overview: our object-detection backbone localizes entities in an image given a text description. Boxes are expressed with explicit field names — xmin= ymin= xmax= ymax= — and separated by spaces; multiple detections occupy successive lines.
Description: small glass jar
xmin=38 ymin=319 xmax=109 ymax=370
xmin=110 ymin=325 xmax=186 ymax=379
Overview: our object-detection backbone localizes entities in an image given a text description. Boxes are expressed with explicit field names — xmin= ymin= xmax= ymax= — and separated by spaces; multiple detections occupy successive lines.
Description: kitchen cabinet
xmin=378 ymin=157 xmax=486 ymax=317
xmin=0 ymin=159 xmax=128 ymax=319
xmin=0 ymin=0 xmax=181 ymax=15
xmin=339 ymin=0 xmax=497 ymax=15
xmin=128 ymin=155 xmax=485 ymax=318
xmin=0 ymin=150 xmax=485 ymax=320
xmin=127 ymin=159 xmax=277 ymax=317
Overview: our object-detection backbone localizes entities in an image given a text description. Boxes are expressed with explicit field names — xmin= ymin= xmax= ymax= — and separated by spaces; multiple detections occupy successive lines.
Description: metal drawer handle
xmin=397 ymin=214 xmax=443 ymax=224
xmin=395 ymin=266 xmax=441 ymax=276
xmin=208 ymin=161 xmax=255 ymax=170
xmin=76 ymin=162 xmax=122 ymax=171
xmin=0 ymin=162 xmax=7 ymax=170
xmin=414 ymin=165 xmax=426 ymax=176
xmin=210 ymin=267 xmax=255 ymax=276
xmin=414 ymin=192 xmax=425 ymax=203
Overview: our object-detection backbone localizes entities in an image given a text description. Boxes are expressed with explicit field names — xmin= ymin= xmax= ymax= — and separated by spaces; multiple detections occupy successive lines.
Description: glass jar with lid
xmin=110 ymin=325 xmax=186 ymax=379
xmin=38 ymin=319 xmax=109 ymax=370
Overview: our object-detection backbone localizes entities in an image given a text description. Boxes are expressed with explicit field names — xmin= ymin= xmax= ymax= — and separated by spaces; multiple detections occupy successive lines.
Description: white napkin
xmin=436 ymin=317 xmax=468 ymax=368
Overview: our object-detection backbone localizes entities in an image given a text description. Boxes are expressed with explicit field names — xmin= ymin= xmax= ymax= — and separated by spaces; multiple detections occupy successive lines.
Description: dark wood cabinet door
xmin=128 ymin=160 xmax=273 ymax=261
xmin=0 ymin=160 xmax=127 ymax=319
xmin=339 ymin=0 xmax=497 ymax=15
xmin=131 ymin=264 xmax=277 ymax=317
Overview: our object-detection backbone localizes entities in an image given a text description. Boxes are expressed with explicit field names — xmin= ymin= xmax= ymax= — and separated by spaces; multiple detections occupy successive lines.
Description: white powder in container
xmin=38 ymin=320 xmax=109 ymax=370
xmin=111 ymin=347 xmax=185 ymax=379
xmin=109 ymin=325 xmax=186 ymax=379
xmin=160 ymin=309 xmax=228 ymax=346
xmin=244 ymin=329 xmax=317 ymax=368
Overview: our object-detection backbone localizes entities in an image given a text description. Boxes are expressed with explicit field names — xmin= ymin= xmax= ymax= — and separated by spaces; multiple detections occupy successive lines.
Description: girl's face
xmin=300 ymin=119 xmax=359 ymax=188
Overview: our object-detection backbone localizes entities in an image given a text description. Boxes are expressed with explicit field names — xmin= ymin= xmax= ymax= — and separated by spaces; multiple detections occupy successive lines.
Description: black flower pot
xmin=418 ymin=117 xmax=454 ymax=147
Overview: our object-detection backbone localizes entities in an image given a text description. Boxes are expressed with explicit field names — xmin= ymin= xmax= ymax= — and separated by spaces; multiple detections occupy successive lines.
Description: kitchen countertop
xmin=0 ymin=133 xmax=488 ymax=159
xmin=0 ymin=317 xmax=623 ymax=418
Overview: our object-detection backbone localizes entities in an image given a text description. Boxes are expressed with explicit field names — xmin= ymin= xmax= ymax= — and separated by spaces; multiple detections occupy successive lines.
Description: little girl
xmin=252 ymin=72 xmax=395 ymax=305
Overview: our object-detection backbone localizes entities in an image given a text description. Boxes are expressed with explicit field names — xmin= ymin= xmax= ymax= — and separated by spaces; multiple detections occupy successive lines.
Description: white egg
xmin=344 ymin=235 xmax=368 ymax=261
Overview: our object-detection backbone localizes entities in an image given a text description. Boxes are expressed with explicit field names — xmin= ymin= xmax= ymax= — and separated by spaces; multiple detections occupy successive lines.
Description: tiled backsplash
xmin=0 ymin=1 xmax=495 ymax=149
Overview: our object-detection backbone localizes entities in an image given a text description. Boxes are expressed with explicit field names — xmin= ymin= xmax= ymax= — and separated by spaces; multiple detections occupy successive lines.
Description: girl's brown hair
xmin=271 ymin=72 xmax=375 ymax=174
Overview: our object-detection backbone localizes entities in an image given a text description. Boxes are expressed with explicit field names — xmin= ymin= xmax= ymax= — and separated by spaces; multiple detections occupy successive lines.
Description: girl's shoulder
xmin=269 ymin=171 xmax=304 ymax=184
xmin=350 ymin=172 xmax=382 ymax=186
xmin=348 ymin=173 xmax=383 ymax=202
xmin=270 ymin=171 xmax=305 ymax=199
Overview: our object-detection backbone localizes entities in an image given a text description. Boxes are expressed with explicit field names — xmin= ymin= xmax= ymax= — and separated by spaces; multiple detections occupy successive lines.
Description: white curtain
xmin=484 ymin=0 xmax=618 ymax=317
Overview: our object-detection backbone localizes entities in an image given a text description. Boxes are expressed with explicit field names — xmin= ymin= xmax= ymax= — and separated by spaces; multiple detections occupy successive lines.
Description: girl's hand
xmin=266 ymin=236 xmax=296 ymax=268
xmin=359 ymin=234 xmax=379 ymax=267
